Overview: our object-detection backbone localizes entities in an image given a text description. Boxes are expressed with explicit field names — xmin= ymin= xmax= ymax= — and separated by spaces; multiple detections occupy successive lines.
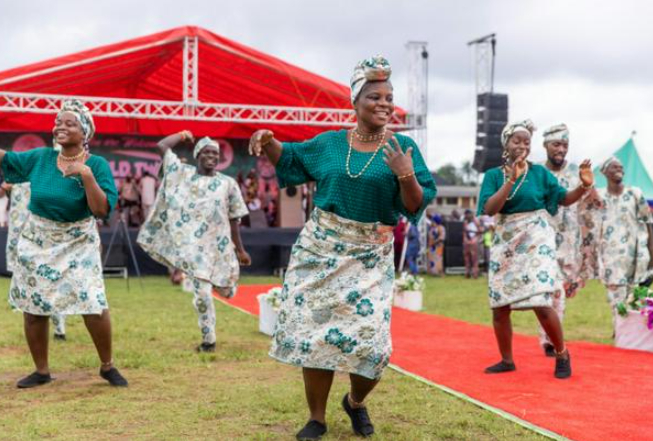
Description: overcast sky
xmin=1 ymin=0 xmax=652 ymax=173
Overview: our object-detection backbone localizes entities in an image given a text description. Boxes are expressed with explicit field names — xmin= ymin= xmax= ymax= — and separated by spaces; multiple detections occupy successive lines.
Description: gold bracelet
xmin=398 ymin=171 xmax=416 ymax=181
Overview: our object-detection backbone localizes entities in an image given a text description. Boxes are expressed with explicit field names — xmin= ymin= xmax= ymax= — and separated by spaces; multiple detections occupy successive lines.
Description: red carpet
xmin=220 ymin=285 xmax=653 ymax=441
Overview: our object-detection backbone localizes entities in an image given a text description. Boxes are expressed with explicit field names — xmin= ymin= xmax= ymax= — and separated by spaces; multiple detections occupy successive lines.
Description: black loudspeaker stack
xmin=443 ymin=221 xmax=464 ymax=268
xmin=473 ymin=93 xmax=509 ymax=172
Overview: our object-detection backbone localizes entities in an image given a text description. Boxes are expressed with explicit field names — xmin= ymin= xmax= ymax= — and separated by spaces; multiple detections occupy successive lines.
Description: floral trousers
xmin=190 ymin=277 xmax=217 ymax=345
xmin=51 ymin=314 xmax=66 ymax=336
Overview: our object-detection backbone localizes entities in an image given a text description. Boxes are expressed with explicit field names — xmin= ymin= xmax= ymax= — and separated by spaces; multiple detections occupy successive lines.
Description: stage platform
xmin=0 ymin=227 xmax=301 ymax=277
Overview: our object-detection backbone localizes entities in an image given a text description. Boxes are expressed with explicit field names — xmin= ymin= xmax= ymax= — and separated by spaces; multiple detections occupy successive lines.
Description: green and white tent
xmin=593 ymin=137 xmax=653 ymax=202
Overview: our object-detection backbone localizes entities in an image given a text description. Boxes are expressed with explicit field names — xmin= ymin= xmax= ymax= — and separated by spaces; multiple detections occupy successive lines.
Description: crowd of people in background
xmin=393 ymin=208 xmax=496 ymax=278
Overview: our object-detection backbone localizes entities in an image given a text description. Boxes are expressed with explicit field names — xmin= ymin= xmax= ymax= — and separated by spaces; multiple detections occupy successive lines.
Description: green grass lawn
xmin=421 ymin=276 xmax=614 ymax=345
xmin=0 ymin=276 xmax=550 ymax=441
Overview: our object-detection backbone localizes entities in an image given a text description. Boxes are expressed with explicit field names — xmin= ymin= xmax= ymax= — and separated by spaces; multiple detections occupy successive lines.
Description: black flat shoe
xmin=484 ymin=361 xmax=516 ymax=374
xmin=53 ymin=334 xmax=66 ymax=341
xmin=196 ymin=342 xmax=216 ymax=353
xmin=543 ymin=343 xmax=555 ymax=357
xmin=100 ymin=367 xmax=128 ymax=387
xmin=296 ymin=420 xmax=327 ymax=441
xmin=342 ymin=393 xmax=374 ymax=437
xmin=555 ymin=352 xmax=572 ymax=379
xmin=17 ymin=371 xmax=52 ymax=389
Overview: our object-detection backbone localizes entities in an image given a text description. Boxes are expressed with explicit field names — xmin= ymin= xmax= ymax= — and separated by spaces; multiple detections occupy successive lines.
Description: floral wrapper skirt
xmin=8 ymin=214 xmax=107 ymax=315
xmin=488 ymin=210 xmax=562 ymax=310
xmin=269 ymin=208 xmax=395 ymax=380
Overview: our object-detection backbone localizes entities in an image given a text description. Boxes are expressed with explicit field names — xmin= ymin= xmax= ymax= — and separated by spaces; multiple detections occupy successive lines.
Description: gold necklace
xmin=346 ymin=128 xmax=386 ymax=179
xmin=56 ymin=151 xmax=88 ymax=176
xmin=354 ymin=128 xmax=385 ymax=142
xmin=503 ymin=163 xmax=529 ymax=201
xmin=58 ymin=148 xmax=86 ymax=162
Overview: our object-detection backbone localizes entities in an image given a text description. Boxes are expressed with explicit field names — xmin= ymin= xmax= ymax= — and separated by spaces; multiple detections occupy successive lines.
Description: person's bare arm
xmin=63 ymin=163 xmax=110 ymax=218
xmin=157 ymin=131 xmax=194 ymax=156
xmin=383 ymin=137 xmax=423 ymax=214
xmin=230 ymin=219 xmax=251 ymax=266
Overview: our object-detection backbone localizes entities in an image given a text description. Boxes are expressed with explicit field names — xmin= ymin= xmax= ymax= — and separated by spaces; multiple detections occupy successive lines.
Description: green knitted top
xmin=2 ymin=147 xmax=118 ymax=222
xmin=276 ymin=130 xmax=436 ymax=225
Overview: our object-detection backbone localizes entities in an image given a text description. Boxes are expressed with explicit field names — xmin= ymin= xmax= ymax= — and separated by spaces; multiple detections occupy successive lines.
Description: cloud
xmin=0 ymin=0 xmax=651 ymax=176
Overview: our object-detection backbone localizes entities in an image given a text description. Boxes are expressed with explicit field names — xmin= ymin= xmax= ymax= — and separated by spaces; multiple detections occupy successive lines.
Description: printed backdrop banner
xmin=0 ymin=132 xmax=276 ymax=181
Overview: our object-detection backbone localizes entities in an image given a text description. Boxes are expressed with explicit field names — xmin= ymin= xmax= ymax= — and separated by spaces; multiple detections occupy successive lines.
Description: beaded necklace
xmin=345 ymin=128 xmax=386 ymax=179
xmin=56 ymin=149 xmax=89 ymax=187
xmin=353 ymin=128 xmax=385 ymax=142
xmin=502 ymin=163 xmax=529 ymax=201
xmin=58 ymin=148 xmax=86 ymax=162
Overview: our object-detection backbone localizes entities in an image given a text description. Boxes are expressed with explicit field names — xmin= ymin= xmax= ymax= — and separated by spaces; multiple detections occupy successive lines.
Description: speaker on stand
xmin=473 ymin=93 xmax=509 ymax=173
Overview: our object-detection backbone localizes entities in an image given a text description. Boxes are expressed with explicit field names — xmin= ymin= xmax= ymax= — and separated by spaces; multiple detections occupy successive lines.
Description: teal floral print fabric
xmin=6 ymin=183 xmax=30 ymax=272
xmin=269 ymin=208 xmax=395 ymax=380
xmin=596 ymin=187 xmax=652 ymax=288
xmin=9 ymin=214 xmax=107 ymax=315
xmin=137 ymin=150 xmax=248 ymax=297
xmin=545 ymin=162 xmax=593 ymax=297
xmin=488 ymin=210 xmax=562 ymax=310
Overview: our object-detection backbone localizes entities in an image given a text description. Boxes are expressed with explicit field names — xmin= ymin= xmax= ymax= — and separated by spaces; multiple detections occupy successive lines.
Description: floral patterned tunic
xmin=6 ymin=183 xmax=30 ymax=272
xmin=544 ymin=162 xmax=595 ymax=297
xmin=137 ymin=150 xmax=248 ymax=296
xmin=595 ymin=187 xmax=652 ymax=287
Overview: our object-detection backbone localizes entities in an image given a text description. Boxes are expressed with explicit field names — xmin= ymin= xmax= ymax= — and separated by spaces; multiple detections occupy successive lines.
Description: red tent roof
xmin=0 ymin=26 xmax=405 ymax=140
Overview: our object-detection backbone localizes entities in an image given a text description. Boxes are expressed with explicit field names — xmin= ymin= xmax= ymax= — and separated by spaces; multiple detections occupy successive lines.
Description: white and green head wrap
xmin=193 ymin=136 xmax=220 ymax=159
xmin=543 ymin=123 xmax=569 ymax=144
xmin=57 ymin=99 xmax=95 ymax=144
xmin=501 ymin=119 xmax=536 ymax=148
xmin=600 ymin=156 xmax=622 ymax=175
xmin=350 ymin=55 xmax=392 ymax=104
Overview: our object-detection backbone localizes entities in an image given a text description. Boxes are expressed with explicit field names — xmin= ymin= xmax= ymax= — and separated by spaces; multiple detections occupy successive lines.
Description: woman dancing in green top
xmin=249 ymin=56 xmax=436 ymax=440
xmin=477 ymin=120 xmax=594 ymax=379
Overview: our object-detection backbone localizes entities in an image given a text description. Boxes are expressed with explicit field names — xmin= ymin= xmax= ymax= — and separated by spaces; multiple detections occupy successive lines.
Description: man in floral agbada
xmin=138 ymin=132 xmax=251 ymax=353
xmin=536 ymin=124 xmax=599 ymax=356
xmin=595 ymin=157 xmax=653 ymax=322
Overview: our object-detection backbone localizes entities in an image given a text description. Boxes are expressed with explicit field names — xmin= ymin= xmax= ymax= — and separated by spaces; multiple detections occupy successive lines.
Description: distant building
xmin=428 ymin=173 xmax=479 ymax=216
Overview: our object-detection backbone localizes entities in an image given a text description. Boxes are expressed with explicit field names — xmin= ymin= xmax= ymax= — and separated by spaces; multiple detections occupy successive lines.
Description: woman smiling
xmin=249 ymin=56 xmax=436 ymax=440
xmin=0 ymin=100 xmax=126 ymax=388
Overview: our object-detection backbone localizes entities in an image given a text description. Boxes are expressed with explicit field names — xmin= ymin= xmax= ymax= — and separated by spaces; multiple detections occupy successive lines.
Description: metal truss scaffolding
xmin=0 ymin=91 xmax=409 ymax=128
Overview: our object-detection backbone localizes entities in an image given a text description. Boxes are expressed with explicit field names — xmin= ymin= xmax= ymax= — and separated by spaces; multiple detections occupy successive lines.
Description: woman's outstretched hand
xmin=249 ymin=130 xmax=274 ymax=156
xmin=579 ymin=159 xmax=594 ymax=187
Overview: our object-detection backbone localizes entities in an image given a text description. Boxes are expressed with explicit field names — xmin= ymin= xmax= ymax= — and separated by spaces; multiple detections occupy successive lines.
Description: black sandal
xmin=484 ymin=361 xmax=516 ymax=374
xmin=342 ymin=393 xmax=375 ymax=437
xmin=296 ymin=420 xmax=327 ymax=441
xmin=17 ymin=371 xmax=52 ymax=389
